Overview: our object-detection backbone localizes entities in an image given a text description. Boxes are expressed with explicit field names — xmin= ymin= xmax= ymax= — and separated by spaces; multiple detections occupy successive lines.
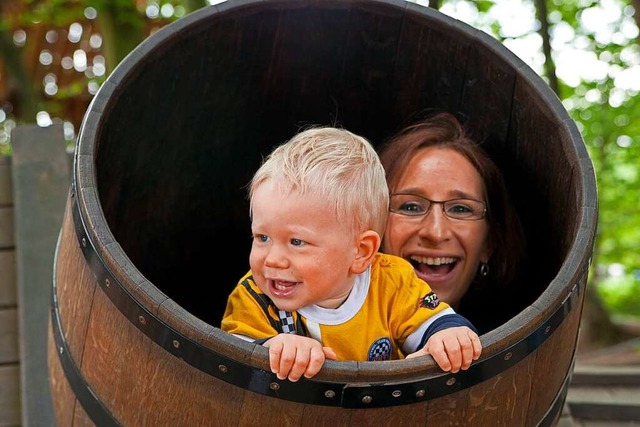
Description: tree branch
xmin=534 ymin=0 xmax=560 ymax=96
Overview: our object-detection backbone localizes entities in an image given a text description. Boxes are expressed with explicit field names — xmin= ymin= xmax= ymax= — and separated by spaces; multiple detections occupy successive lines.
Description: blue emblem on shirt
xmin=368 ymin=337 xmax=392 ymax=361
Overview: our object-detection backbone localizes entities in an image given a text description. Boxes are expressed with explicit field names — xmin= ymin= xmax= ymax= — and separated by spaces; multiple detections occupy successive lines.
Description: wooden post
xmin=11 ymin=123 xmax=70 ymax=427
xmin=0 ymin=155 xmax=20 ymax=427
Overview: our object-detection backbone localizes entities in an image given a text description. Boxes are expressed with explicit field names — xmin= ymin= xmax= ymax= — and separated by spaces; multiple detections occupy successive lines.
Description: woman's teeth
xmin=410 ymin=256 xmax=456 ymax=265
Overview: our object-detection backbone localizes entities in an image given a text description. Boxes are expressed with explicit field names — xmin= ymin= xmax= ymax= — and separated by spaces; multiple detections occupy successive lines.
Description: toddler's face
xmin=249 ymin=181 xmax=358 ymax=311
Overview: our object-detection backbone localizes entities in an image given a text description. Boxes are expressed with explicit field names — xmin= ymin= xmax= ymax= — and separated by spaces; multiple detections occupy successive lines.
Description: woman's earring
xmin=480 ymin=262 xmax=489 ymax=277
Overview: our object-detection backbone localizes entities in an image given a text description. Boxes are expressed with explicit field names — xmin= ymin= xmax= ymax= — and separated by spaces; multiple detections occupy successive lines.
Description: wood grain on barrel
xmin=49 ymin=196 xmax=97 ymax=426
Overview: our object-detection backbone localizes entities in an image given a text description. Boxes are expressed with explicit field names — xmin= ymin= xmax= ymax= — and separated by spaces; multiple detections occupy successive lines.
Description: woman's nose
xmin=416 ymin=206 xmax=452 ymax=242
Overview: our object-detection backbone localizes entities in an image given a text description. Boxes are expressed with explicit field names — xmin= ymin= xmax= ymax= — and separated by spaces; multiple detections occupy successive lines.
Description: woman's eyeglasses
xmin=389 ymin=193 xmax=487 ymax=221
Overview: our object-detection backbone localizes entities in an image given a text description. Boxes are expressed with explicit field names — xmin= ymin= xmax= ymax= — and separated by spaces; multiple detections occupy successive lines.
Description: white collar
xmin=297 ymin=265 xmax=371 ymax=325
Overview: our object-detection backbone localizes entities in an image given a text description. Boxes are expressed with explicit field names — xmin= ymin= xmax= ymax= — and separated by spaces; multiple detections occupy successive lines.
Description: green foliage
xmin=570 ymin=85 xmax=640 ymax=281
xmin=598 ymin=273 xmax=640 ymax=319
xmin=92 ymin=0 xmax=146 ymax=30
xmin=16 ymin=1 xmax=87 ymax=27
xmin=475 ymin=0 xmax=495 ymax=13
xmin=550 ymin=0 xmax=593 ymax=27
xmin=557 ymin=0 xmax=640 ymax=321
xmin=0 ymin=0 xmax=204 ymax=150
xmin=0 ymin=121 xmax=14 ymax=156
xmin=440 ymin=0 xmax=640 ymax=323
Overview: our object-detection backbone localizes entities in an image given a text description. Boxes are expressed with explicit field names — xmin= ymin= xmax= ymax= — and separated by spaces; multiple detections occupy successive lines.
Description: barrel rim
xmin=71 ymin=0 xmax=597 ymax=394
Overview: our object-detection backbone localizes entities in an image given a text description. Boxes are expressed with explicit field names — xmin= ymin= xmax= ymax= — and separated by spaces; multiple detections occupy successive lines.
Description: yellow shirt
xmin=221 ymin=253 xmax=454 ymax=361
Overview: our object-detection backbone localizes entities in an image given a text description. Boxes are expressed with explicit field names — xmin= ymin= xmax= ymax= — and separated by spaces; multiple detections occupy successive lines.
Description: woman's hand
xmin=264 ymin=334 xmax=337 ymax=382
xmin=407 ymin=327 xmax=482 ymax=373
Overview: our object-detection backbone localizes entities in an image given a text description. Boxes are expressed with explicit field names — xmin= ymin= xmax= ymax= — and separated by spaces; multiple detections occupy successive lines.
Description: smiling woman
xmin=46 ymin=0 xmax=596 ymax=426
xmin=380 ymin=112 xmax=527 ymax=334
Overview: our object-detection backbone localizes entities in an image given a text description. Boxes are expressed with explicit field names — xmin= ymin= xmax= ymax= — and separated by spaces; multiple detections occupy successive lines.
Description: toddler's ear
xmin=351 ymin=230 xmax=381 ymax=274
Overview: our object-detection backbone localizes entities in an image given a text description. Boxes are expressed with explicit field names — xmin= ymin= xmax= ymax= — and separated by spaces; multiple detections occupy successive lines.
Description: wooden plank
xmin=11 ymin=123 xmax=70 ymax=427
xmin=0 ymin=157 xmax=11 ymax=205
xmin=0 ymin=309 xmax=19 ymax=364
xmin=572 ymin=365 xmax=640 ymax=386
xmin=567 ymin=400 xmax=640 ymax=423
xmin=567 ymin=385 xmax=640 ymax=406
xmin=0 ymin=251 xmax=16 ymax=306
xmin=0 ymin=364 xmax=20 ymax=427
xmin=567 ymin=366 xmax=640 ymax=422
xmin=394 ymin=5 xmax=470 ymax=124
xmin=0 ymin=158 xmax=19 ymax=427
xmin=0 ymin=207 xmax=14 ymax=249
xmin=576 ymin=337 xmax=640 ymax=367
xmin=0 ymin=158 xmax=13 ymax=253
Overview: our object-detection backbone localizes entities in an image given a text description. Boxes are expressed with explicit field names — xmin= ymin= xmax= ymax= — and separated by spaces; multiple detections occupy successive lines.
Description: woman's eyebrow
xmin=394 ymin=187 xmax=482 ymax=200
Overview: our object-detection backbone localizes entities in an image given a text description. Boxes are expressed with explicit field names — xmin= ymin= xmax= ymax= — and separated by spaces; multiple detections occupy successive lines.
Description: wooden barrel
xmin=47 ymin=1 xmax=598 ymax=426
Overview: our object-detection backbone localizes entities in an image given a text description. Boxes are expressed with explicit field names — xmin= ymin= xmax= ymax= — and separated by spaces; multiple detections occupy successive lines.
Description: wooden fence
xmin=0 ymin=155 xmax=19 ymax=427
xmin=0 ymin=124 xmax=69 ymax=427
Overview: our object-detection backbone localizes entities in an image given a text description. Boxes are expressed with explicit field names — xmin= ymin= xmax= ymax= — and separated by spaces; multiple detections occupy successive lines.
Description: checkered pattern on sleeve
xmin=278 ymin=310 xmax=297 ymax=334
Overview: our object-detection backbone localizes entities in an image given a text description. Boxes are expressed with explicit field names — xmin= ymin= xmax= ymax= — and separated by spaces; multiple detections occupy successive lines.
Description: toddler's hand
xmin=264 ymin=334 xmax=337 ymax=382
xmin=407 ymin=326 xmax=481 ymax=373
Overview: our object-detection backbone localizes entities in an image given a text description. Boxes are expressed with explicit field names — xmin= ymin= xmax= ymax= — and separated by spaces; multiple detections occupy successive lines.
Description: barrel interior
xmin=94 ymin=2 xmax=580 ymax=327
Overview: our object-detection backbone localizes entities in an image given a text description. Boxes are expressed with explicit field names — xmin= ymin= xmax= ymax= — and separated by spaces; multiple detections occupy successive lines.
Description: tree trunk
xmin=633 ymin=0 xmax=640 ymax=43
xmin=95 ymin=4 xmax=146 ymax=74
xmin=0 ymin=29 xmax=39 ymax=121
xmin=534 ymin=0 xmax=560 ymax=95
